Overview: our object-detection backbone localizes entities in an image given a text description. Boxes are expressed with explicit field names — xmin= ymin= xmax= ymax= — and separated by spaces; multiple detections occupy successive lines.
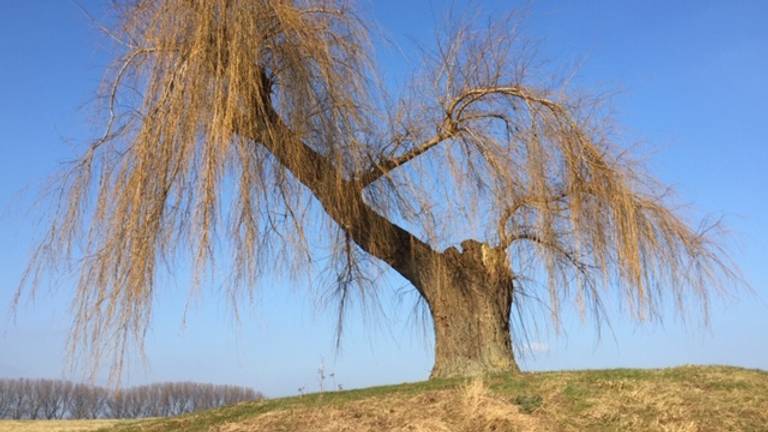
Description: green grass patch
xmin=511 ymin=394 xmax=543 ymax=413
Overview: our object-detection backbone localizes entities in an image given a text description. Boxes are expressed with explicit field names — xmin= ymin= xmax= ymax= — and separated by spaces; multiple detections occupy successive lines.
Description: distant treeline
xmin=0 ymin=378 xmax=262 ymax=420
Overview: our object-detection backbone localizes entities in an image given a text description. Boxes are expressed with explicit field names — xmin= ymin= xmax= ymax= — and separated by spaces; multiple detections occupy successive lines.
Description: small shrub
xmin=512 ymin=394 xmax=542 ymax=414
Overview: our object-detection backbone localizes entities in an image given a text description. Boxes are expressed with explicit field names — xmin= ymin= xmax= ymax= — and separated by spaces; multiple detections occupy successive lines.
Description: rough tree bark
xmin=424 ymin=241 xmax=519 ymax=378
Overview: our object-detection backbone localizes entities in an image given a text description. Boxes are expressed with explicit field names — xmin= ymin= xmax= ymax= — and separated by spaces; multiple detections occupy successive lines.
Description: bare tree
xmin=67 ymin=383 xmax=106 ymax=419
xmin=55 ymin=381 xmax=75 ymax=419
xmin=68 ymin=384 xmax=89 ymax=419
xmin=37 ymin=379 xmax=71 ymax=420
xmin=0 ymin=380 xmax=9 ymax=418
xmin=23 ymin=0 xmax=738 ymax=379
xmin=9 ymin=380 xmax=30 ymax=420
xmin=104 ymin=390 xmax=126 ymax=419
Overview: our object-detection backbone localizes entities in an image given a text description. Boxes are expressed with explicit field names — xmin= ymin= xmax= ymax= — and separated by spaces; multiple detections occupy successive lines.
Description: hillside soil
xmin=45 ymin=366 xmax=768 ymax=432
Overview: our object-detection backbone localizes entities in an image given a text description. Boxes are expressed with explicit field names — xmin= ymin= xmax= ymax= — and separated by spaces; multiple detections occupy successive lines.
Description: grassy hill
xmin=13 ymin=365 xmax=763 ymax=432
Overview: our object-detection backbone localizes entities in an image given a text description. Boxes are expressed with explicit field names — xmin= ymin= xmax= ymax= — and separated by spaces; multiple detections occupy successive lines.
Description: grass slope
xmin=98 ymin=365 xmax=766 ymax=432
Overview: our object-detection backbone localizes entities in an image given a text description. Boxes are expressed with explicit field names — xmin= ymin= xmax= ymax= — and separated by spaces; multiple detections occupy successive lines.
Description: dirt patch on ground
xmin=215 ymin=380 xmax=550 ymax=432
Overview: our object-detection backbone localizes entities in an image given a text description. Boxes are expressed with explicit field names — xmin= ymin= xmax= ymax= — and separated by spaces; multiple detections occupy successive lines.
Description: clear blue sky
xmin=1 ymin=1 xmax=766 ymax=397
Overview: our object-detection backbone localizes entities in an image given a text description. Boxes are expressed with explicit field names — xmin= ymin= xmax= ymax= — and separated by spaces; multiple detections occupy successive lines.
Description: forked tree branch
xmin=358 ymin=85 xmax=564 ymax=188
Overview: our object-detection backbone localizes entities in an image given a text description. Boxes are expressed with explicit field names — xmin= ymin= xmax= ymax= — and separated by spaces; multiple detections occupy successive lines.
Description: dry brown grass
xmin=214 ymin=379 xmax=551 ymax=432
xmin=0 ymin=420 xmax=129 ymax=432
xmin=102 ymin=366 xmax=768 ymax=432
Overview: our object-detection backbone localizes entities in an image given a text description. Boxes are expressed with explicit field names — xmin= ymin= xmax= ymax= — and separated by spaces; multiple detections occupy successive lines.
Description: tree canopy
xmin=23 ymin=0 xmax=738 ymax=379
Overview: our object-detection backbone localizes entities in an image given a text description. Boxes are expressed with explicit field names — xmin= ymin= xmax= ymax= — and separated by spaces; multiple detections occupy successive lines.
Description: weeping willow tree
xmin=24 ymin=0 xmax=737 ymax=379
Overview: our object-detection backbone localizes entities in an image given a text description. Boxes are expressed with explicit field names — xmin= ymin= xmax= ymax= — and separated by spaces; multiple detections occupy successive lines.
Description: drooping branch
xmin=447 ymin=85 xmax=564 ymax=120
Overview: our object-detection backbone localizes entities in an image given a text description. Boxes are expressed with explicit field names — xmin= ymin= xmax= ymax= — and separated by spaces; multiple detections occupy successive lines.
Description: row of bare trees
xmin=0 ymin=378 xmax=261 ymax=419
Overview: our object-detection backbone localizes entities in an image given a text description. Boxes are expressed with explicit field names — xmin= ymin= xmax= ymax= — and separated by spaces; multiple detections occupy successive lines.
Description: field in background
xmin=0 ymin=420 xmax=132 ymax=432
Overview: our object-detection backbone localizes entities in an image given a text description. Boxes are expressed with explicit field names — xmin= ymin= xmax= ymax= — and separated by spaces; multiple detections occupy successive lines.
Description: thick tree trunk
xmin=428 ymin=284 xmax=518 ymax=378
xmin=249 ymin=100 xmax=519 ymax=378
xmin=423 ymin=241 xmax=520 ymax=378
